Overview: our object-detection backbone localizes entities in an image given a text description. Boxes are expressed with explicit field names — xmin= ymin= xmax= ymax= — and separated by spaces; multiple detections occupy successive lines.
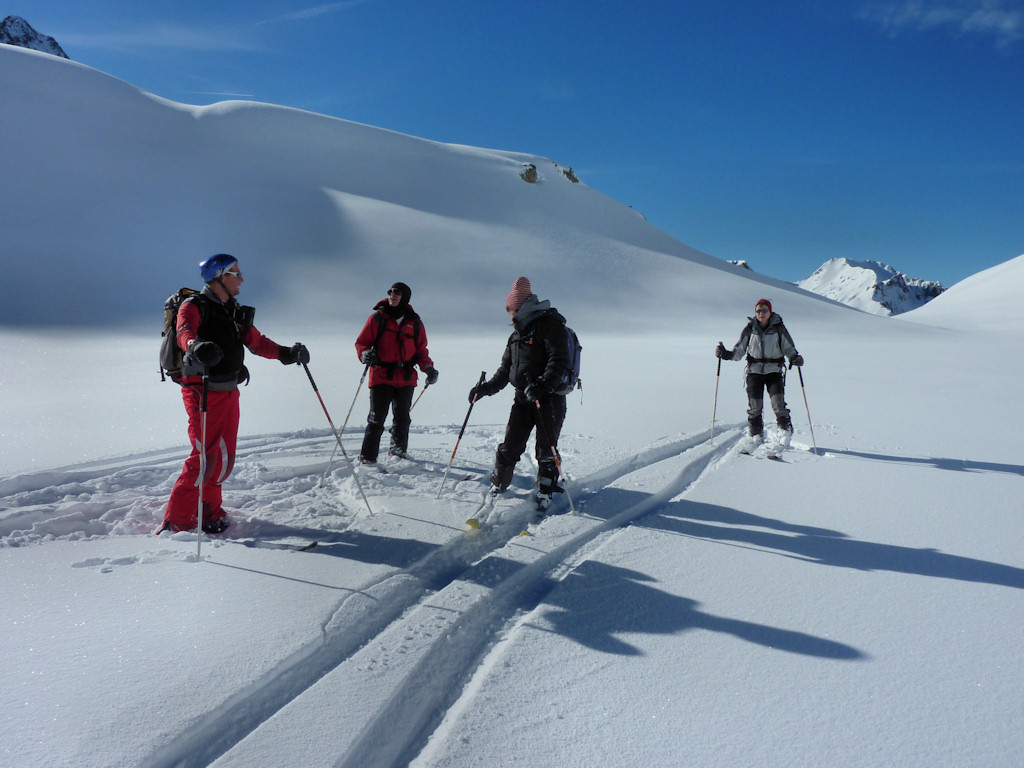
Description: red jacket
xmin=355 ymin=302 xmax=433 ymax=388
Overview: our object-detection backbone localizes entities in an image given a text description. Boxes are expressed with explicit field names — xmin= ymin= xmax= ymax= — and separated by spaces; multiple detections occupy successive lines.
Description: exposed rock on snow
xmin=798 ymin=257 xmax=944 ymax=316
xmin=0 ymin=16 xmax=68 ymax=58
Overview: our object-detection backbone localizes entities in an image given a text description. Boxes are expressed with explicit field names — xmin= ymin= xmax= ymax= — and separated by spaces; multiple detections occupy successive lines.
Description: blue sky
xmin=23 ymin=0 xmax=1024 ymax=286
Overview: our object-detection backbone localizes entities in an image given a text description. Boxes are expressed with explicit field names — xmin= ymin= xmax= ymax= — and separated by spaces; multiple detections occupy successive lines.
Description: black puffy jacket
xmin=482 ymin=295 xmax=569 ymax=400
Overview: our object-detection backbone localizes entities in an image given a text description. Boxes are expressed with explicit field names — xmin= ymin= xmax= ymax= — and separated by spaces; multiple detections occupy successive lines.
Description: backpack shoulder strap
xmin=372 ymin=310 xmax=389 ymax=348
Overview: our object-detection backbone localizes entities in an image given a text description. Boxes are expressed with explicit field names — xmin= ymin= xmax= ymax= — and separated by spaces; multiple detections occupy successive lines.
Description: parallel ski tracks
xmin=141 ymin=426 xmax=742 ymax=768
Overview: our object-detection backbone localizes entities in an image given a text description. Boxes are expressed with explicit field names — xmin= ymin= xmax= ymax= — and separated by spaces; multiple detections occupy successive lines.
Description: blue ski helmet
xmin=199 ymin=253 xmax=238 ymax=283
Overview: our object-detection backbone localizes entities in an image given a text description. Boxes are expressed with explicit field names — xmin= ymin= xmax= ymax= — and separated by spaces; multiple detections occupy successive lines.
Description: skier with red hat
xmin=469 ymin=276 xmax=571 ymax=510
xmin=716 ymin=299 xmax=804 ymax=455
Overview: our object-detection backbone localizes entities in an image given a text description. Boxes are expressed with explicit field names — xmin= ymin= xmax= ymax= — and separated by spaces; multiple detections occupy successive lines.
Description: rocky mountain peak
xmin=0 ymin=16 xmax=68 ymax=58
xmin=798 ymin=257 xmax=944 ymax=316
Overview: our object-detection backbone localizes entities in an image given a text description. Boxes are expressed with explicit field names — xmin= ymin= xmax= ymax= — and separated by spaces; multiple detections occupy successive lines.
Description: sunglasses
xmin=755 ymin=307 xmax=770 ymax=314
xmin=222 ymin=269 xmax=243 ymax=279
xmin=387 ymin=289 xmax=403 ymax=296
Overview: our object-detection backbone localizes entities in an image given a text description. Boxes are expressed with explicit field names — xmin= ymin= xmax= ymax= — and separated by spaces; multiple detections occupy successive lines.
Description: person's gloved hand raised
xmin=279 ymin=343 xmax=310 ymax=365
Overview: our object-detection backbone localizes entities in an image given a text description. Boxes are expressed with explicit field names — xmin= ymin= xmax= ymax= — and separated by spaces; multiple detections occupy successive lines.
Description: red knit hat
xmin=506 ymin=276 xmax=532 ymax=313
xmin=755 ymin=299 xmax=772 ymax=312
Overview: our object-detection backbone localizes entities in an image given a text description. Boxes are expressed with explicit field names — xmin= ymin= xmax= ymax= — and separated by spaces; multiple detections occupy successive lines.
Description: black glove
xmin=361 ymin=349 xmax=379 ymax=366
xmin=424 ymin=367 xmax=439 ymax=386
xmin=468 ymin=382 xmax=492 ymax=402
xmin=524 ymin=378 xmax=552 ymax=402
xmin=186 ymin=341 xmax=223 ymax=370
xmin=791 ymin=354 xmax=804 ymax=367
xmin=715 ymin=342 xmax=729 ymax=360
xmin=279 ymin=343 xmax=309 ymax=366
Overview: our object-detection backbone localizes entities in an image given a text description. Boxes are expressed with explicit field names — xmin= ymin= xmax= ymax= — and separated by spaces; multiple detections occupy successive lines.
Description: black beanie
xmin=390 ymin=282 xmax=411 ymax=305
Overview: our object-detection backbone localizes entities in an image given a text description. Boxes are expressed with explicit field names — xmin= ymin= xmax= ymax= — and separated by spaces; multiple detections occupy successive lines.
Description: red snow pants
xmin=163 ymin=383 xmax=240 ymax=530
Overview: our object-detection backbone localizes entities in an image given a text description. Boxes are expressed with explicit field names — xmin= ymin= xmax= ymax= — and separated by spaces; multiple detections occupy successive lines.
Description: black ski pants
xmin=360 ymin=384 xmax=414 ymax=461
xmin=491 ymin=393 xmax=567 ymax=492
xmin=745 ymin=371 xmax=792 ymax=435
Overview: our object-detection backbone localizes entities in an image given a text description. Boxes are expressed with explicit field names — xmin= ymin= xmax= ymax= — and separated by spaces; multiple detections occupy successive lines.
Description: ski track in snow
xmin=1 ymin=424 xmax=750 ymax=767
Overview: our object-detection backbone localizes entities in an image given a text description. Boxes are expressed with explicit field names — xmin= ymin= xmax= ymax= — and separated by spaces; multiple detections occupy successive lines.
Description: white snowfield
xmin=2 ymin=45 xmax=1023 ymax=768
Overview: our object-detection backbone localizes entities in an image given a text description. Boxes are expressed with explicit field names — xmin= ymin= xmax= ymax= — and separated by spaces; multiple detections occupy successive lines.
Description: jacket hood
xmin=512 ymin=294 xmax=553 ymax=329
xmin=374 ymin=299 xmax=420 ymax=320
xmin=749 ymin=312 xmax=783 ymax=329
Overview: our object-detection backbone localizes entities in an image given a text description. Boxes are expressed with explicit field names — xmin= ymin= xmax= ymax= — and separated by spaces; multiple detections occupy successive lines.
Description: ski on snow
xmin=465 ymin=486 xmax=550 ymax=534
xmin=739 ymin=447 xmax=785 ymax=461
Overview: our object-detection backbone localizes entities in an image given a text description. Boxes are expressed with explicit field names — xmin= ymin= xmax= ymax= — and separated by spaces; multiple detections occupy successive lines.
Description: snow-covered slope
xmin=2 ymin=46 xmax=1023 ymax=768
xmin=1 ymin=44 xmax=803 ymax=334
xmin=0 ymin=15 xmax=67 ymax=58
xmin=900 ymin=253 xmax=1022 ymax=330
xmin=798 ymin=257 xmax=944 ymax=316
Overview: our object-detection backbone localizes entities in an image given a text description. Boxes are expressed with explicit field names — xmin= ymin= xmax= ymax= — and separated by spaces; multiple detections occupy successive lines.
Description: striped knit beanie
xmin=505 ymin=276 xmax=532 ymax=313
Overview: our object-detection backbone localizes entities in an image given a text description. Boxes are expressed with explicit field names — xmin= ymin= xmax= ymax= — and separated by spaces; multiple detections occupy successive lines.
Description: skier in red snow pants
xmin=160 ymin=254 xmax=309 ymax=534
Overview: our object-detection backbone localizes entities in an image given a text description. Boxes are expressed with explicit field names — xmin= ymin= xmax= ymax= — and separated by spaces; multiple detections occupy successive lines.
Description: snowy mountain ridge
xmin=0 ymin=16 xmax=67 ymax=59
xmin=798 ymin=257 xmax=944 ymax=316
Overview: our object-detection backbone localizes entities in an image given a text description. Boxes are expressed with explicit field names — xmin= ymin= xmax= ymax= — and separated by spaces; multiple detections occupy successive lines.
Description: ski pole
xmin=410 ymin=380 xmax=431 ymax=412
xmin=796 ymin=366 xmax=818 ymax=456
xmin=437 ymin=371 xmax=486 ymax=498
xmin=196 ymin=374 xmax=209 ymax=562
xmin=319 ymin=363 xmax=369 ymax=486
xmin=301 ymin=361 xmax=374 ymax=516
xmin=711 ymin=357 xmax=721 ymax=443
xmin=531 ymin=395 xmax=576 ymax=515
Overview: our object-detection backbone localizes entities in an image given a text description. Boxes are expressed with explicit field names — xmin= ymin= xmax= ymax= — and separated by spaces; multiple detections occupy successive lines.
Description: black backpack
xmin=553 ymin=324 xmax=582 ymax=396
xmin=524 ymin=315 xmax=582 ymax=396
xmin=159 ymin=288 xmax=201 ymax=382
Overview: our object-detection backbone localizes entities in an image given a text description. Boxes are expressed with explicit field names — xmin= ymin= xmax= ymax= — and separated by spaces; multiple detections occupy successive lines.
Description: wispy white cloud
xmin=261 ymin=0 xmax=375 ymax=24
xmin=860 ymin=0 xmax=1024 ymax=47
xmin=59 ymin=24 xmax=263 ymax=54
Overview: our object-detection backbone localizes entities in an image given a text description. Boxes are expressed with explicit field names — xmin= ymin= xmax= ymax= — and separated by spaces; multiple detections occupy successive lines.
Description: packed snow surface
xmin=2 ymin=46 xmax=1022 ymax=768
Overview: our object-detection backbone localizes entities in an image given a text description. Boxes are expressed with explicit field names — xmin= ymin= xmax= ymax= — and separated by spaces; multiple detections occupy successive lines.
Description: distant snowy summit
xmin=0 ymin=16 xmax=68 ymax=58
xmin=798 ymin=257 xmax=944 ymax=316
